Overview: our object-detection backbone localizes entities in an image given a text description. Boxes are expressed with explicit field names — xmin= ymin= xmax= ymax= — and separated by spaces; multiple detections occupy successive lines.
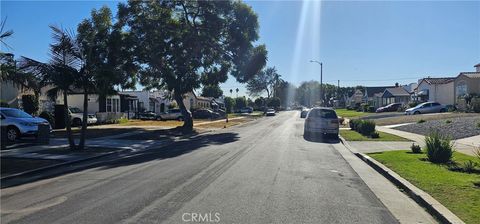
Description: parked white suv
xmin=304 ymin=107 xmax=339 ymax=139
xmin=69 ymin=107 xmax=98 ymax=126
xmin=0 ymin=107 xmax=52 ymax=142
xmin=158 ymin=109 xmax=184 ymax=121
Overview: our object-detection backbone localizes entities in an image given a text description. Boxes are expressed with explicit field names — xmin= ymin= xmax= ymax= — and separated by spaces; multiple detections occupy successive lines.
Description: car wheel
xmin=414 ymin=111 xmax=420 ymax=115
xmin=73 ymin=118 xmax=82 ymax=127
xmin=6 ymin=126 xmax=20 ymax=142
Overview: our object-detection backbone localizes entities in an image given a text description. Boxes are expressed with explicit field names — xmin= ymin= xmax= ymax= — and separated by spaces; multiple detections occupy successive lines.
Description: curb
xmin=339 ymin=136 xmax=465 ymax=224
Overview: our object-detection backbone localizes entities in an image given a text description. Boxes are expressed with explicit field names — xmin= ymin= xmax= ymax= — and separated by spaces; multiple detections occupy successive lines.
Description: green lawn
xmin=335 ymin=109 xmax=369 ymax=118
xmin=368 ymin=150 xmax=480 ymax=224
xmin=340 ymin=129 xmax=409 ymax=141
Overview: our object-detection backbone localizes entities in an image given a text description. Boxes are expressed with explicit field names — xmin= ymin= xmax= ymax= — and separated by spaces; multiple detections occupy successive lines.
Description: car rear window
xmin=308 ymin=109 xmax=337 ymax=119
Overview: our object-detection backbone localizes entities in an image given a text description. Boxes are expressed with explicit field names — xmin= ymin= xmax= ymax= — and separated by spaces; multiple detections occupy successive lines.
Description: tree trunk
xmin=63 ymin=91 xmax=77 ymax=150
xmin=78 ymin=91 xmax=88 ymax=150
xmin=174 ymin=91 xmax=193 ymax=133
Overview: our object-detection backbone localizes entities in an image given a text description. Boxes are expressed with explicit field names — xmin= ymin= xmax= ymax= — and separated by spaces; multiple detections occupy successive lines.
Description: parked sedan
xmin=192 ymin=109 xmax=220 ymax=119
xmin=405 ymin=102 xmax=446 ymax=115
xmin=137 ymin=111 xmax=157 ymax=120
xmin=0 ymin=107 xmax=52 ymax=142
xmin=376 ymin=103 xmax=402 ymax=113
xmin=304 ymin=107 xmax=339 ymax=138
xmin=265 ymin=108 xmax=276 ymax=116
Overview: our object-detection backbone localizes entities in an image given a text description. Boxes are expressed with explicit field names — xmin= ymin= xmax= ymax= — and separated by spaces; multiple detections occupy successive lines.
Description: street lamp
xmin=310 ymin=60 xmax=323 ymax=106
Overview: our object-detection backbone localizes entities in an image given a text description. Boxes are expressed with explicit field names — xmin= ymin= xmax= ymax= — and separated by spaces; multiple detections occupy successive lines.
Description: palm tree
xmin=20 ymin=25 xmax=81 ymax=150
xmin=0 ymin=18 xmax=13 ymax=49
xmin=230 ymin=89 xmax=233 ymax=96
xmin=236 ymin=88 xmax=239 ymax=97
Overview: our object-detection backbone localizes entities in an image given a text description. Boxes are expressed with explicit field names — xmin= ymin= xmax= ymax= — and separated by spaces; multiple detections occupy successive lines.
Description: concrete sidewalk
xmin=377 ymin=126 xmax=479 ymax=156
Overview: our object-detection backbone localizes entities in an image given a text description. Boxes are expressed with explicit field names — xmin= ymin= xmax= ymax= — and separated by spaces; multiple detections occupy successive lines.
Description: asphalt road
xmin=1 ymin=111 xmax=398 ymax=224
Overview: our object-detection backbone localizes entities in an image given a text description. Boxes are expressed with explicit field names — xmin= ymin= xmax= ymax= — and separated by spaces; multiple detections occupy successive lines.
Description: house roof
xmin=382 ymin=87 xmax=410 ymax=98
xmin=421 ymin=77 xmax=456 ymax=85
xmin=474 ymin=63 xmax=480 ymax=67
xmin=364 ymin=86 xmax=395 ymax=97
xmin=196 ymin=96 xmax=213 ymax=101
xmin=458 ymin=72 xmax=480 ymax=79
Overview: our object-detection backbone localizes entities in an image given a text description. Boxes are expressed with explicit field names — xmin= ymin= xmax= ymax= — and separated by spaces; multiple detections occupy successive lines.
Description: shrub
xmin=367 ymin=106 xmax=375 ymax=113
xmin=0 ymin=100 xmax=9 ymax=107
xmin=462 ymin=160 xmax=478 ymax=173
xmin=370 ymin=132 xmax=380 ymax=138
xmin=424 ymin=131 xmax=454 ymax=164
xmin=39 ymin=111 xmax=54 ymax=126
xmin=408 ymin=102 xmax=419 ymax=108
xmin=357 ymin=120 xmax=376 ymax=136
xmin=349 ymin=119 xmax=359 ymax=130
xmin=361 ymin=103 xmax=369 ymax=112
xmin=474 ymin=146 xmax=480 ymax=160
xmin=411 ymin=143 xmax=422 ymax=153
xmin=417 ymin=119 xmax=426 ymax=123
xmin=168 ymin=102 xmax=177 ymax=109
xmin=445 ymin=120 xmax=452 ymax=124
xmin=22 ymin=94 xmax=39 ymax=115
xmin=118 ymin=117 xmax=129 ymax=124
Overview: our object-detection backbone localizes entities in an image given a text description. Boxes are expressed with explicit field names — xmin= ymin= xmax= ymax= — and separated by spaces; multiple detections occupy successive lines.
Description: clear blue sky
xmin=2 ymin=0 xmax=479 ymax=97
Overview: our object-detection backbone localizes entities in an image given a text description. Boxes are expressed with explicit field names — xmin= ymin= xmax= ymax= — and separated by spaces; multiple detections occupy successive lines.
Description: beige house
xmin=415 ymin=77 xmax=455 ymax=105
xmin=182 ymin=92 xmax=212 ymax=110
xmin=454 ymin=63 xmax=480 ymax=104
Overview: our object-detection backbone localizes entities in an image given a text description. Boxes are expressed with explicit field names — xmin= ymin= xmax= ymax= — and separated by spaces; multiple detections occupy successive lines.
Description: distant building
xmin=415 ymin=77 xmax=456 ymax=105
xmin=454 ymin=63 xmax=480 ymax=106
xmin=380 ymin=87 xmax=411 ymax=106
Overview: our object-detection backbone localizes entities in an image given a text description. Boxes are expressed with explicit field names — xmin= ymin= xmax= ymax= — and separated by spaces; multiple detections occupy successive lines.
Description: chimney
xmin=475 ymin=63 xmax=480 ymax=72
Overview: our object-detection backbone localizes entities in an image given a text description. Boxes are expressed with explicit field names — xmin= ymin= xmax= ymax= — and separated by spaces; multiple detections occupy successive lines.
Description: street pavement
xmin=1 ymin=111 xmax=433 ymax=224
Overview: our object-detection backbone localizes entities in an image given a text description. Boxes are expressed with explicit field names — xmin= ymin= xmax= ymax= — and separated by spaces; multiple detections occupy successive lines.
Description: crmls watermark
xmin=182 ymin=212 xmax=220 ymax=223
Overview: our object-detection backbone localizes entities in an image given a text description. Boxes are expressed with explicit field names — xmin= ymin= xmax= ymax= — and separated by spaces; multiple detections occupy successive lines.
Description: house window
xmin=106 ymin=98 xmax=112 ymax=112
xmin=149 ymin=101 xmax=155 ymax=112
xmin=456 ymin=81 xmax=467 ymax=97
xmin=106 ymin=98 xmax=120 ymax=112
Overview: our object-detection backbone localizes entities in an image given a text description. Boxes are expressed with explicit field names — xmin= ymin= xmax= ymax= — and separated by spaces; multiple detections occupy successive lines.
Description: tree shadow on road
xmin=97 ymin=132 xmax=240 ymax=170
xmin=2 ymin=132 xmax=240 ymax=188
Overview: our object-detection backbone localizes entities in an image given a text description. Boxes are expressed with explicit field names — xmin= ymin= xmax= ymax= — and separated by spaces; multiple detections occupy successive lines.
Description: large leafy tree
xmin=75 ymin=6 xmax=136 ymax=149
xmin=201 ymin=84 xmax=223 ymax=98
xmin=246 ymin=66 xmax=279 ymax=98
xmin=117 ymin=0 xmax=267 ymax=132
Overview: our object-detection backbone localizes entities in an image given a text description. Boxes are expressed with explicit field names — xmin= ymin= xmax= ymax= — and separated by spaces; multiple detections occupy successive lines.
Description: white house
xmin=415 ymin=77 xmax=456 ymax=105
xmin=120 ymin=90 xmax=171 ymax=115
